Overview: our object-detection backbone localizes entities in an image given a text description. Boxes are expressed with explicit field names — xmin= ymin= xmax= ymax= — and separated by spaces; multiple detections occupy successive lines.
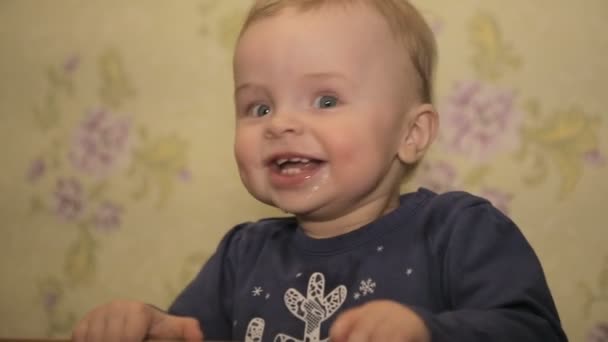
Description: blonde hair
xmin=238 ymin=0 xmax=437 ymax=103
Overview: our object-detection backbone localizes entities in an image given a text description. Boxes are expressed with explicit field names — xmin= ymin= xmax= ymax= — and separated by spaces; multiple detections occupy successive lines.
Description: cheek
xmin=326 ymin=131 xmax=381 ymax=166
xmin=324 ymin=120 xmax=400 ymax=172
xmin=233 ymin=142 xmax=247 ymax=166
xmin=233 ymin=131 xmax=257 ymax=174
xmin=234 ymin=137 xmax=261 ymax=196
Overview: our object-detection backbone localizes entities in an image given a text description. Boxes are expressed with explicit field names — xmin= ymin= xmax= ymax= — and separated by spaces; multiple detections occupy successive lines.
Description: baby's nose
xmin=264 ymin=111 xmax=304 ymax=138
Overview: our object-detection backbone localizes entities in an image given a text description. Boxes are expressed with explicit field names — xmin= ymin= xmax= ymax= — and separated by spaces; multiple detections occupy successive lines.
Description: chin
xmin=270 ymin=196 xmax=329 ymax=218
xmin=271 ymin=202 xmax=312 ymax=216
xmin=247 ymin=182 xmax=332 ymax=216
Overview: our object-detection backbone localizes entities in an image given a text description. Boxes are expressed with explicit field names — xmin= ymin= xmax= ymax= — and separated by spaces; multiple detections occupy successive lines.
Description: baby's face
xmin=233 ymin=4 xmax=416 ymax=220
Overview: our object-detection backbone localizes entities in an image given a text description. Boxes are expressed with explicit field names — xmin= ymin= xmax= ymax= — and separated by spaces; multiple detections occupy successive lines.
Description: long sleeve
xmin=167 ymin=223 xmax=249 ymax=339
xmin=416 ymin=201 xmax=568 ymax=341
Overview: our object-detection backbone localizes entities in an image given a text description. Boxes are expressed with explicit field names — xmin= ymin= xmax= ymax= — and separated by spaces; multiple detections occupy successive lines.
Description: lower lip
xmin=269 ymin=162 xmax=325 ymax=189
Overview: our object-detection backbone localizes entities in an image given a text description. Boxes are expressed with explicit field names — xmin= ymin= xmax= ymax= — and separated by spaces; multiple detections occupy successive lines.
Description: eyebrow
xmin=234 ymin=83 xmax=256 ymax=96
xmin=234 ymin=72 xmax=352 ymax=96
xmin=301 ymin=71 xmax=350 ymax=81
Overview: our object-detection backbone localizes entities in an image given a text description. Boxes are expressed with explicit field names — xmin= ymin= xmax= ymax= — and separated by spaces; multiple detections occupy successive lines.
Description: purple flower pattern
xmin=584 ymin=149 xmax=606 ymax=167
xmin=63 ymin=55 xmax=80 ymax=74
xmin=587 ymin=322 xmax=608 ymax=342
xmin=440 ymin=80 xmax=522 ymax=162
xmin=422 ymin=10 xmax=444 ymax=35
xmin=27 ymin=158 xmax=46 ymax=182
xmin=54 ymin=177 xmax=85 ymax=221
xmin=42 ymin=290 xmax=60 ymax=313
xmin=178 ymin=168 xmax=193 ymax=182
xmin=69 ymin=108 xmax=131 ymax=177
xmin=93 ymin=201 xmax=123 ymax=232
xmin=416 ymin=160 xmax=459 ymax=194
xmin=480 ymin=187 xmax=513 ymax=215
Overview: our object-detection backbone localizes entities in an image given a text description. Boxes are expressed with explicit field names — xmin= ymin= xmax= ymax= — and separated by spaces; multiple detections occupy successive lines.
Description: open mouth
xmin=270 ymin=157 xmax=325 ymax=175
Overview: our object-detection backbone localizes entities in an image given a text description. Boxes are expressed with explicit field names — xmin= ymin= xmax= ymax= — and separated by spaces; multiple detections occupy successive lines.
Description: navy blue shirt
xmin=169 ymin=189 xmax=567 ymax=341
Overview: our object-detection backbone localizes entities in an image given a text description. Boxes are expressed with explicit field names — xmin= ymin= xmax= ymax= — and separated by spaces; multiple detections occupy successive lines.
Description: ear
xmin=397 ymin=104 xmax=439 ymax=164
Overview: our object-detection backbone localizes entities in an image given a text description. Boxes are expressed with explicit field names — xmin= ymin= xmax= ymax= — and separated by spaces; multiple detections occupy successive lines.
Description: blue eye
xmin=314 ymin=95 xmax=339 ymax=109
xmin=250 ymin=104 xmax=271 ymax=117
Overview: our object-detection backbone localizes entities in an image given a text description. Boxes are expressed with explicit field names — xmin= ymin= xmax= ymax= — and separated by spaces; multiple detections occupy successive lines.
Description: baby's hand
xmin=72 ymin=299 xmax=203 ymax=342
xmin=329 ymin=300 xmax=430 ymax=342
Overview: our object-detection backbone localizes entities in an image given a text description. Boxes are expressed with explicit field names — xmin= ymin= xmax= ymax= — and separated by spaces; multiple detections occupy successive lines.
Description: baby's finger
xmin=72 ymin=319 xmax=89 ymax=342
xmin=102 ymin=312 xmax=126 ymax=342
xmin=151 ymin=315 xmax=204 ymax=341
xmin=368 ymin=316 xmax=407 ymax=342
xmin=146 ymin=307 xmax=203 ymax=342
xmin=329 ymin=307 xmax=362 ymax=342
xmin=123 ymin=311 xmax=152 ymax=342
xmin=85 ymin=312 xmax=107 ymax=342
xmin=342 ymin=310 xmax=386 ymax=342
xmin=179 ymin=317 xmax=204 ymax=341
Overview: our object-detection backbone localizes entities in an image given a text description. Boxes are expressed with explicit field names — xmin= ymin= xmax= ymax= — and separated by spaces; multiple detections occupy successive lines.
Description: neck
xmin=296 ymin=192 xmax=401 ymax=239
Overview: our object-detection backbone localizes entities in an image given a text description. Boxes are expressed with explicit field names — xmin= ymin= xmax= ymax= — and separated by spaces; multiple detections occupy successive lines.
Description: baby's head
xmin=239 ymin=0 xmax=436 ymax=103
xmin=232 ymin=0 xmax=439 ymax=226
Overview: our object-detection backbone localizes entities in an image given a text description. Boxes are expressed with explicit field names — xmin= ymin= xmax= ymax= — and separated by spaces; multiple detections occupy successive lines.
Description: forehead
xmin=233 ymin=4 xmax=406 ymax=79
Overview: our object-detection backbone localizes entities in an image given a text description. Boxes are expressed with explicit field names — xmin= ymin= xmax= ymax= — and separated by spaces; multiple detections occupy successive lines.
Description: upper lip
xmin=264 ymin=152 xmax=324 ymax=166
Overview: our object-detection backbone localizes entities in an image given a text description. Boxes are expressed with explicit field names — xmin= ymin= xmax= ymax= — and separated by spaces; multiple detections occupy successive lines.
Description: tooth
xmin=289 ymin=158 xmax=301 ymax=162
xmin=300 ymin=158 xmax=310 ymax=163
xmin=276 ymin=158 xmax=288 ymax=165
xmin=281 ymin=167 xmax=302 ymax=175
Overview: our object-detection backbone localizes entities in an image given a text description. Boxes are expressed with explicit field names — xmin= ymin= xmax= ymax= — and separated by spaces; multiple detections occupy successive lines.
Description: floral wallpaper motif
xmin=440 ymin=80 xmax=522 ymax=161
xmin=582 ymin=257 xmax=608 ymax=318
xmin=199 ymin=0 xmax=247 ymax=50
xmin=0 ymin=1 xmax=606 ymax=341
xmin=26 ymin=49 xmax=192 ymax=335
xmin=468 ymin=11 xmax=521 ymax=81
xmin=518 ymin=104 xmax=603 ymax=198
xmin=413 ymin=10 xmax=605 ymax=217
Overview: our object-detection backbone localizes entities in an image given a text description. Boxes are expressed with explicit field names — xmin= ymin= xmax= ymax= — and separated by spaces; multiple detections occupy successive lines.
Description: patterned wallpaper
xmin=0 ymin=1 xmax=606 ymax=340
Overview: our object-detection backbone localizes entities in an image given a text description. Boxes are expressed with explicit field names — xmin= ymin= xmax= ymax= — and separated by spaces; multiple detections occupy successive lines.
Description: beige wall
xmin=0 ymin=1 xmax=606 ymax=340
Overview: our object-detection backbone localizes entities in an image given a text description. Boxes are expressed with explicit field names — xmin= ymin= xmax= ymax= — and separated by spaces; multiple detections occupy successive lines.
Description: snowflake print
xmin=353 ymin=292 xmax=361 ymax=300
xmin=233 ymin=320 xmax=238 ymax=327
xmin=252 ymin=286 xmax=263 ymax=296
xmin=376 ymin=245 xmax=384 ymax=252
xmin=406 ymin=268 xmax=414 ymax=276
xmin=265 ymin=293 xmax=271 ymax=300
xmin=359 ymin=278 xmax=376 ymax=296
xmin=296 ymin=272 xmax=302 ymax=278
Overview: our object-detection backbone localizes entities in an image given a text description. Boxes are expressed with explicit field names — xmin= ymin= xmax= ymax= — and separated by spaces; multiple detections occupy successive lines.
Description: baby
xmin=72 ymin=1 xmax=568 ymax=341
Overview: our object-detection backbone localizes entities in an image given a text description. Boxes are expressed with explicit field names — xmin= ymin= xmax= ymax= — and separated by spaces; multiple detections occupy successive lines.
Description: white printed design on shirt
xmin=244 ymin=272 xmax=347 ymax=342
xmin=245 ymin=318 xmax=265 ymax=342
xmin=252 ymin=286 xmax=264 ymax=296
xmin=359 ymin=278 xmax=376 ymax=296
